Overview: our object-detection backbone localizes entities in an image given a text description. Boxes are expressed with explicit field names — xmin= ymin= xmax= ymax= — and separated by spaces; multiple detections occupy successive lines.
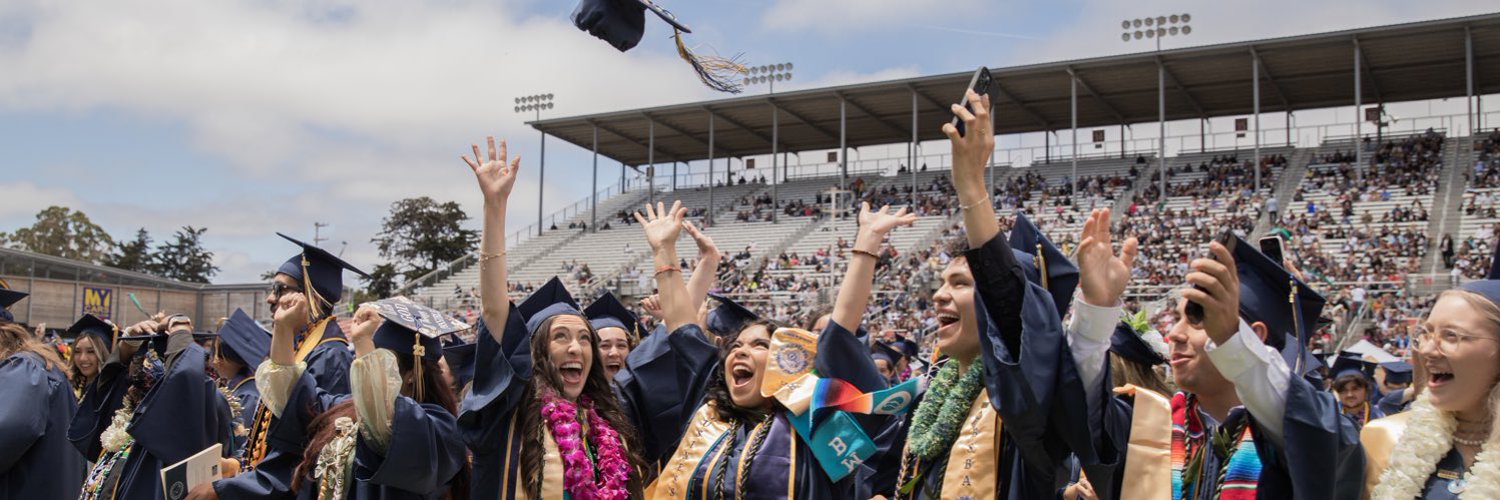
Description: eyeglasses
xmin=268 ymin=282 xmax=303 ymax=300
xmin=1413 ymin=325 xmax=1499 ymax=355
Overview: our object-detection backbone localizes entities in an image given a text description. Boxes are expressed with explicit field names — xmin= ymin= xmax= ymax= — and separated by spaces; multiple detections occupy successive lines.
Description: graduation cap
xmin=366 ymin=297 xmax=469 ymax=401
xmin=893 ymin=338 xmax=919 ymax=360
xmin=1330 ymin=354 xmax=1378 ymax=381
xmin=518 ymin=277 xmax=582 ymax=335
xmin=1460 ymin=242 xmax=1500 ymax=306
xmin=444 ymin=341 xmax=477 ymax=390
xmin=0 ymin=277 xmax=27 ymax=323
xmin=706 ymin=293 xmax=759 ymax=338
xmin=1007 ymin=211 xmax=1081 ymax=320
xmin=67 ymin=314 xmax=118 ymax=353
xmin=1109 ymin=321 xmax=1166 ymax=366
xmin=1231 ymin=236 xmax=1326 ymax=375
xmin=275 ymin=232 xmax=370 ymax=317
xmin=584 ymin=292 xmax=645 ymax=342
xmin=1381 ymin=361 xmax=1414 ymax=385
xmin=570 ymin=0 xmax=745 ymax=93
xmin=215 ymin=309 xmax=271 ymax=367
xmin=871 ymin=341 xmax=905 ymax=366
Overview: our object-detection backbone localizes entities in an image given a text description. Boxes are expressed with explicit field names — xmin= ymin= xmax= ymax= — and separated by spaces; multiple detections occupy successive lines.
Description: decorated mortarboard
xmin=444 ymin=341 xmax=477 ymax=389
xmin=275 ymin=232 xmax=370 ymax=317
xmin=1231 ymin=236 xmax=1326 ymax=375
xmin=67 ymin=314 xmax=118 ymax=352
xmin=518 ymin=277 xmax=582 ymax=334
xmin=571 ymin=0 xmax=744 ymax=93
xmin=1460 ymin=243 xmax=1500 ymax=306
xmin=0 ymin=277 xmax=27 ymax=323
xmin=1330 ymin=354 xmax=1378 ymax=381
xmin=215 ymin=308 xmax=271 ymax=366
xmin=1109 ymin=310 xmax=1166 ymax=366
xmin=1381 ymin=361 xmax=1414 ymax=385
xmin=706 ymin=293 xmax=759 ymax=338
xmin=584 ymin=292 xmax=645 ymax=342
xmin=366 ymin=297 xmax=469 ymax=363
xmin=1007 ymin=211 xmax=1081 ymax=321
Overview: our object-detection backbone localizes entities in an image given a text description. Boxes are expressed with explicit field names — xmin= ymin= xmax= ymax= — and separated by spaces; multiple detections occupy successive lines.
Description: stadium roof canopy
xmin=0 ymin=246 xmax=261 ymax=291
xmin=531 ymin=12 xmax=1500 ymax=166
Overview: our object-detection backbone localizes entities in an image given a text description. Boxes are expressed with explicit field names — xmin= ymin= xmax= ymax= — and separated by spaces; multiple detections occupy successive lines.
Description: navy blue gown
xmin=0 ymin=351 xmax=86 ymax=500
xmin=227 ymin=372 xmax=261 ymax=458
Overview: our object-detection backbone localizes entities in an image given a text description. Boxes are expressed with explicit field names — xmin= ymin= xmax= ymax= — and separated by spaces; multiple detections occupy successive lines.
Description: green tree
xmin=153 ymin=226 xmax=220 ymax=283
xmin=371 ymin=197 xmax=478 ymax=282
xmin=362 ymin=263 xmax=399 ymax=299
xmin=104 ymin=228 xmax=155 ymax=273
xmin=4 ymin=206 xmax=116 ymax=263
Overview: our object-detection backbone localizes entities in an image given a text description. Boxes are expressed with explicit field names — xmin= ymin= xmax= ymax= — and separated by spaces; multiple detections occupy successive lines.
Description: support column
xmin=538 ymin=128 xmax=547 ymax=236
xmin=648 ymin=120 xmax=656 ymax=205
xmin=911 ymin=90 xmax=918 ymax=205
xmin=1467 ymin=25 xmax=1475 ymax=136
xmin=839 ymin=97 xmax=848 ymax=219
xmin=708 ymin=113 xmax=716 ymax=227
xmin=1254 ymin=52 xmax=1262 ymax=191
xmin=1158 ymin=58 xmax=1167 ymax=197
xmin=1355 ymin=38 xmax=1363 ymax=181
xmin=590 ymin=125 xmax=598 ymax=233
xmin=772 ymin=104 xmax=779 ymax=223
xmin=1071 ymin=73 xmax=1078 ymax=192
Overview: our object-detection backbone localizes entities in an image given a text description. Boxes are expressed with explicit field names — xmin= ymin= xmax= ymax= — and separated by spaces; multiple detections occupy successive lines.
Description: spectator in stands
xmin=1442 ymin=232 xmax=1455 ymax=269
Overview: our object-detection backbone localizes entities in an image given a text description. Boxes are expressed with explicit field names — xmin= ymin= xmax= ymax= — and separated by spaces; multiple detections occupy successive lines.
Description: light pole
xmin=744 ymin=63 xmax=793 ymax=222
xmin=1123 ymin=14 xmax=1191 ymax=201
xmin=515 ymin=93 xmax=554 ymax=236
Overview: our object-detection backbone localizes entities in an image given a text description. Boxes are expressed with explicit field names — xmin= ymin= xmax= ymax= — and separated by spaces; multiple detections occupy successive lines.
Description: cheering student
xmin=231 ymin=297 xmax=470 ymax=499
xmin=1364 ymin=245 xmax=1500 ymax=498
xmin=1330 ymin=355 xmax=1384 ymax=430
xmin=874 ymin=90 xmax=1097 ymax=500
xmin=210 ymin=309 xmax=272 ymax=459
xmin=209 ymin=234 xmax=367 ymax=499
xmin=456 ymin=137 xmax=651 ymax=499
xmin=75 ymin=314 xmax=234 ymax=500
xmin=0 ymin=286 xmax=86 ymax=499
xmin=1069 ymin=228 xmax=1363 ymax=499
xmin=585 ymin=292 xmax=647 ymax=383
xmin=66 ymin=314 xmax=116 ymax=402
xmin=636 ymin=197 xmax=914 ymax=499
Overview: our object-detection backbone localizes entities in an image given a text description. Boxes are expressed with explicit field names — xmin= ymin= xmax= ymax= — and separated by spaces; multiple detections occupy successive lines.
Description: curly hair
xmin=704 ymin=319 xmax=781 ymax=424
xmin=518 ymin=313 xmax=649 ymax=498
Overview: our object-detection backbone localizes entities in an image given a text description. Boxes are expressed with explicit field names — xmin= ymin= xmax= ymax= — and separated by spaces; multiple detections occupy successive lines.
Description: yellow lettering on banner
xmin=939 ymin=389 xmax=1000 ymax=500
xmin=647 ymin=404 xmax=733 ymax=500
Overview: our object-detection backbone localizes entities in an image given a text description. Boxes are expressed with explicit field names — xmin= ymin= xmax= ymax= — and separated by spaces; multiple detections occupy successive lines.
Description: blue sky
xmin=0 ymin=0 xmax=1495 ymax=283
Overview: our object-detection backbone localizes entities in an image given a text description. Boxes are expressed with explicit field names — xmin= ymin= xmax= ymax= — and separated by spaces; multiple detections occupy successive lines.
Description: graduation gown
xmin=227 ymin=372 xmax=261 ymax=458
xmin=649 ymin=320 xmax=896 ymax=500
xmin=69 ymin=350 xmax=130 ymax=462
xmin=266 ymin=361 xmax=467 ymax=499
xmin=1376 ymin=389 xmax=1412 ymax=416
xmin=0 ymin=351 xmax=86 ymax=500
xmin=613 ymin=318 xmax=720 ymax=469
xmin=1082 ymin=352 xmax=1365 ymax=499
xmin=885 ymin=234 xmax=1083 ymax=500
xmin=214 ymin=319 xmax=353 ymax=500
xmin=77 ymin=334 xmax=235 ymax=500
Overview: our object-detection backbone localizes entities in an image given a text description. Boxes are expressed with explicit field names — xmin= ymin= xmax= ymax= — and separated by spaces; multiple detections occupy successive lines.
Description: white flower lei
xmin=99 ymin=400 xmax=135 ymax=454
xmin=1372 ymin=393 xmax=1500 ymax=499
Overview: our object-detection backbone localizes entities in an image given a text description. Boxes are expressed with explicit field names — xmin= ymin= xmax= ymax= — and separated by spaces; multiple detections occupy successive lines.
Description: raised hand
xmin=682 ymin=220 xmax=720 ymax=259
xmin=635 ymin=200 xmax=687 ymax=253
xmin=1182 ymin=242 xmax=1242 ymax=346
xmin=462 ymin=136 xmax=521 ymax=203
xmin=941 ymin=89 xmax=995 ymax=186
xmin=639 ymin=295 xmax=664 ymax=318
xmin=348 ymin=305 xmax=382 ymax=356
xmin=1077 ymin=208 xmax=1138 ymax=307
xmin=856 ymin=202 xmax=919 ymax=239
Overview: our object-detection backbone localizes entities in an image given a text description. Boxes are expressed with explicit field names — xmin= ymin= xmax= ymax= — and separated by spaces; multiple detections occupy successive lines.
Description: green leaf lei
xmin=907 ymin=360 xmax=986 ymax=460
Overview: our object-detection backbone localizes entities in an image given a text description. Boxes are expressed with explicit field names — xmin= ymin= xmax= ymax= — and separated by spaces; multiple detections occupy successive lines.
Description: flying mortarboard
xmin=706 ymin=293 xmax=760 ymax=338
xmin=584 ymin=292 xmax=646 ymax=342
xmin=0 ymin=278 xmax=27 ymax=323
xmin=275 ymin=232 xmax=370 ymax=318
xmin=1231 ymin=236 xmax=1326 ymax=375
xmin=571 ymin=0 xmax=745 ymax=93
xmin=518 ymin=277 xmax=582 ymax=335
xmin=1007 ymin=211 xmax=1081 ymax=321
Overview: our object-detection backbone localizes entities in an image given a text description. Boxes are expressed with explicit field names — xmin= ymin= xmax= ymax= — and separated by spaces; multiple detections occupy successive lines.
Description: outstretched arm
xmin=636 ymin=201 xmax=695 ymax=332
xmin=682 ymin=221 xmax=721 ymax=312
xmin=832 ymin=202 xmax=917 ymax=330
xmin=463 ymin=137 xmax=521 ymax=342
xmin=942 ymin=89 xmax=998 ymax=248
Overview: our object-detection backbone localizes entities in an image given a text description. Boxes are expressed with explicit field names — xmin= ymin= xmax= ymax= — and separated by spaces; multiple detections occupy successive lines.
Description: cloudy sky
xmin=0 ymin=0 xmax=1494 ymax=283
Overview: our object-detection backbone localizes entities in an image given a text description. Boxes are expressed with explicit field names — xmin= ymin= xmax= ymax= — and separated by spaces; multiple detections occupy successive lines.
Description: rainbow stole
xmin=761 ymin=327 xmax=919 ymax=482
xmin=1170 ymin=392 xmax=1263 ymax=500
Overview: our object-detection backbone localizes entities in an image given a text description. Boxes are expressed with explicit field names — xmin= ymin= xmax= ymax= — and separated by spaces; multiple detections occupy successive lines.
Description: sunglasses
xmin=269 ymin=282 xmax=304 ymax=300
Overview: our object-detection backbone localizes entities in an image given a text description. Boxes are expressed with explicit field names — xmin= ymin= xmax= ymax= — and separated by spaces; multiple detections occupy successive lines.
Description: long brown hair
xmin=1107 ymin=352 xmax=1173 ymax=397
xmin=69 ymin=332 xmax=108 ymax=393
xmin=0 ymin=322 xmax=64 ymax=372
xmin=292 ymin=354 xmax=470 ymax=499
xmin=518 ymin=313 xmax=648 ymax=499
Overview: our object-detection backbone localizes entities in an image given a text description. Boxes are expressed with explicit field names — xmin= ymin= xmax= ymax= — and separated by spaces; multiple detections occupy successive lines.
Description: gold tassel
xmin=1035 ymin=243 xmax=1049 ymax=290
xmin=301 ymin=255 xmax=326 ymax=319
xmin=412 ymin=338 xmax=425 ymax=403
xmin=674 ymin=30 xmax=747 ymax=94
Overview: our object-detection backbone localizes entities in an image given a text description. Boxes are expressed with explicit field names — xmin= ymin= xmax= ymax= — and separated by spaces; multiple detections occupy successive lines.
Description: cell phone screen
xmin=1259 ymin=236 xmax=1285 ymax=265
xmin=952 ymin=67 xmax=992 ymax=137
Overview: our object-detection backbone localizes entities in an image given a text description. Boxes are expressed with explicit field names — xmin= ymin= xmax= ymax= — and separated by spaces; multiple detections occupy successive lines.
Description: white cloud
xmin=0 ymin=182 xmax=81 ymax=220
xmin=761 ymin=0 xmax=981 ymax=34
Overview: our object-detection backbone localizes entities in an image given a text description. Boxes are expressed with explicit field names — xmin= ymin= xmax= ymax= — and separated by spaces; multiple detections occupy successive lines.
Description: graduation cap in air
xmin=444 ymin=341 xmax=477 ymax=390
xmin=1330 ymin=354 xmax=1378 ymax=381
xmin=275 ymin=232 xmax=370 ymax=317
xmin=1109 ymin=321 xmax=1166 ymax=366
xmin=1382 ymin=361 xmax=1414 ymax=386
xmin=518 ymin=277 xmax=582 ymax=335
xmin=1007 ymin=211 xmax=1081 ymax=321
xmin=585 ymin=292 xmax=646 ymax=342
xmin=1461 ymin=242 xmax=1500 ymax=306
xmin=706 ymin=293 xmax=759 ymax=338
xmin=67 ymin=314 xmax=118 ymax=353
xmin=570 ymin=0 xmax=745 ymax=93
xmin=0 ymin=278 xmax=27 ymax=323
xmin=214 ymin=309 xmax=271 ymax=367
xmin=366 ymin=297 xmax=470 ymax=400
xmin=1231 ymin=236 xmax=1327 ymax=376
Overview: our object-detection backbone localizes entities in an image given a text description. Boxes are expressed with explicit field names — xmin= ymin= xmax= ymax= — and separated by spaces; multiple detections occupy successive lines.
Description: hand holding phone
xmin=952 ymin=67 xmax=993 ymax=138
xmin=1185 ymin=229 xmax=1238 ymax=325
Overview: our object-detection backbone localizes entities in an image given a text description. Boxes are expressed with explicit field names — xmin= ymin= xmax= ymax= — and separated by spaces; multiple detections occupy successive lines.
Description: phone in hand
xmin=1185 ymin=229 xmax=1239 ymax=325
xmin=1259 ymin=235 xmax=1285 ymax=268
xmin=952 ymin=67 xmax=993 ymax=138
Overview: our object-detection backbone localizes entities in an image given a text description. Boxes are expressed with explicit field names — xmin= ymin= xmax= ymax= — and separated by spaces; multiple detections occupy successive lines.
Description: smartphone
xmin=1259 ymin=235 xmax=1285 ymax=268
xmin=1185 ymin=229 xmax=1239 ymax=325
xmin=952 ymin=67 xmax=993 ymax=137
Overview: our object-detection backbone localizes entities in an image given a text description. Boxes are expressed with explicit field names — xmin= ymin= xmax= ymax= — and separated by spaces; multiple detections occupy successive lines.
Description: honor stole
xmin=898 ymin=388 xmax=1001 ymax=500
xmin=244 ymin=317 xmax=344 ymax=467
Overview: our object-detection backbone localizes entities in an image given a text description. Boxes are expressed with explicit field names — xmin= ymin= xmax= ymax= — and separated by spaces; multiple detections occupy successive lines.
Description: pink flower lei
xmin=540 ymin=391 xmax=632 ymax=500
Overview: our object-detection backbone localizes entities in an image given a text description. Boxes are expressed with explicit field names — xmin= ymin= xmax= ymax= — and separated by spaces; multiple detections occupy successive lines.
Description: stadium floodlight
xmin=1121 ymin=13 xmax=1192 ymax=197
xmin=744 ymin=61 xmax=793 ymax=94
xmin=515 ymin=92 xmax=556 ymax=236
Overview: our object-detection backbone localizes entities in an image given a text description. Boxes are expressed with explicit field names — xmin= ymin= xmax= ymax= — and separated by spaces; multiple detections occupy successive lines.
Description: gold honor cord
xmin=1036 ymin=243 xmax=1049 ymax=290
